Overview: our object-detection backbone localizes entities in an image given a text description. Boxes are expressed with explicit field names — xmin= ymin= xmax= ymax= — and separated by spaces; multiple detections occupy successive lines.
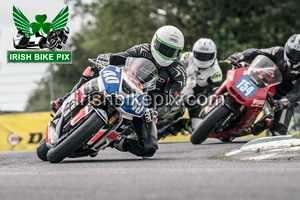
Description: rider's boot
xmin=113 ymin=135 xmax=128 ymax=152
xmin=166 ymin=118 xmax=189 ymax=136
xmin=245 ymin=113 xmax=273 ymax=136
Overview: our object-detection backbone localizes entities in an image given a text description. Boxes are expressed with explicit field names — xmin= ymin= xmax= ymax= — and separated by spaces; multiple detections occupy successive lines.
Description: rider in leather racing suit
xmin=158 ymin=38 xmax=223 ymax=138
xmin=227 ymin=34 xmax=300 ymax=136
xmin=179 ymin=38 xmax=222 ymax=133
xmin=51 ymin=25 xmax=186 ymax=157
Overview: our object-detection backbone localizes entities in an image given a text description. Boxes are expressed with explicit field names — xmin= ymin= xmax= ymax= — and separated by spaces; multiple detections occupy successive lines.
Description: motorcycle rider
xmin=172 ymin=38 xmax=222 ymax=134
xmin=227 ymin=34 xmax=300 ymax=136
xmin=51 ymin=25 xmax=186 ymax=157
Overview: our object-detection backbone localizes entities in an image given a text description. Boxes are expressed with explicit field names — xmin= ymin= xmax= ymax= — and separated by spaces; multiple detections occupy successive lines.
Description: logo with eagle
xmin=13 ymin=6 xmax=70 ymax=50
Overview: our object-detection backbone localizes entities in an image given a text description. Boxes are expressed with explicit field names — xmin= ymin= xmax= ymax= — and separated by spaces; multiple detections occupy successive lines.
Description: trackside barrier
xmin=0 ymin=110 xmax=268 ymax=151
xmin=0 ymin=112 xmax=52 ymax=152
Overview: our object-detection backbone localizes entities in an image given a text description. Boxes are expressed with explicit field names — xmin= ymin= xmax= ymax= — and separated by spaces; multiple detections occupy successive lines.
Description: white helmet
xmin=151 ymin=25 xmax=184 ymax=67
xmin=192 ymin=38 xmax=217 ymax=69
xmin=284 ymin=34 xmax=300 ymax=68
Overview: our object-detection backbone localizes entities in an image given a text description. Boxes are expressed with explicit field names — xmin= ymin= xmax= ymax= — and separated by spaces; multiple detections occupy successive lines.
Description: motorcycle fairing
xmin=226 ymin=68 xmax=269 ymax=108
xmin=100 ymin=66 xmax=122 ymax=95
xmin=120 ymin=94 xmax=147 ymax=117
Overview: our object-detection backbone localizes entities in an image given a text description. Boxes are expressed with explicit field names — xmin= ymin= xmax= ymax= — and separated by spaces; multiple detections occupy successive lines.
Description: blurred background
xmin=1 ymin=0 xmax=300 ymax=112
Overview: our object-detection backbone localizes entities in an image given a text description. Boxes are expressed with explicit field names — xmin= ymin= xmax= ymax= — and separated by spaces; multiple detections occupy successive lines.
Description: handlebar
xmin=219 ymin=60 xmax=244 ymax=69
xmin=88 ymin=58 xmax=105 ymax=70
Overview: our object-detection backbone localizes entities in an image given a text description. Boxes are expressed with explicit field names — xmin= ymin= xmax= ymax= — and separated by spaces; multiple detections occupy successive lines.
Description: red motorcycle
xmin=190 ymin=55 xmax=282 ymax=144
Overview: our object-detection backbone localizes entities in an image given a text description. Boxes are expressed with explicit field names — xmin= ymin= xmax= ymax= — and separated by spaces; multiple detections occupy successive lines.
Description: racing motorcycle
xmin=156 ymin=98 xmax=185 ymax=140
xmin=190 ymin=55 xmax=282 ymax=144
xmin=37 ymin=57 xmax=158 ymax=163
xmin=156 ymin=74 xmax=198 ymax=140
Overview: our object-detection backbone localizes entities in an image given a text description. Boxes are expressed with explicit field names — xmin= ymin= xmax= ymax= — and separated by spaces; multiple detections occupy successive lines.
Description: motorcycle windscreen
xmin=124 ymin=57 xmax=158 ymax=92
xmin=248 ymin=55 xmax=282 ymax=88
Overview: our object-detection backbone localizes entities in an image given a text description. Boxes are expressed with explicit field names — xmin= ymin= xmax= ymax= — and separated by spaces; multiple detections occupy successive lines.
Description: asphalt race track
xmin=0 ymin=138 xmax=299 ymax=200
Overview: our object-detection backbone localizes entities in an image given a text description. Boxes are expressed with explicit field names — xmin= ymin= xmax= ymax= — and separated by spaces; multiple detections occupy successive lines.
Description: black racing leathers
xmin=108 ymin=44 xmax=186 ymax=156
xmin=109 ymin=44 xmax=187 ymax=117
xmin=57 ymin=43 xmax=186 ymax=157
xmin=234 ymin=46 xmax=300 ymax=135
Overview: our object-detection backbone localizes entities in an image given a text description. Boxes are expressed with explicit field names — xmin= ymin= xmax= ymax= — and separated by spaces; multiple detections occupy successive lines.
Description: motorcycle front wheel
xmin=190 ymin=105 xmax=231 ymax=145
xmin=47 ymin=112 xmax=105 ymax=163
xmin=36 ymin=139 xmax=49 ymax=161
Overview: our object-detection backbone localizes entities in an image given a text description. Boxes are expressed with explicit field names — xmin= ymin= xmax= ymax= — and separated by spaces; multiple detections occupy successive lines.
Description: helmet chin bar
xmin=194 ymin=57 xmax=215 ymax=69
xmin=284 ymin=53 xmax=300 ymax=68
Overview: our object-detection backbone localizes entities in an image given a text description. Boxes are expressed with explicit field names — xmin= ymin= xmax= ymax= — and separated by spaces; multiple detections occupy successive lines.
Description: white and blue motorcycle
xmin=37 ymin=57 xmax=158 ymax=163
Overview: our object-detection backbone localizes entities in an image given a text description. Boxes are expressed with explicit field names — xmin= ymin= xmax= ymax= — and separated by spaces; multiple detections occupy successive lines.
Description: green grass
xmin=292 ymin=131 xmax=300 ymax=139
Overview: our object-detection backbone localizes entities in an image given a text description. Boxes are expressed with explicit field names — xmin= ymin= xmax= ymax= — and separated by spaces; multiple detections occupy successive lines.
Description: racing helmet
xmin=284 ymin=34 xmax=300 ymax=68
xmin=192 ymin=38 xmax=217 ymax=69
xmin=151 ymin=25 xmax=184 ymax=67
xmin=124 ymin=57 xmax=158 ymax=92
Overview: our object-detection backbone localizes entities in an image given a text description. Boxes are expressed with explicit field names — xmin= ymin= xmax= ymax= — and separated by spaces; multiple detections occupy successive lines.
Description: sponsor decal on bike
xmin=7 ymin=6 xmax=72 ymax=63
xmin=251 ymin=99 xmax=265 ymax=107
xmin=243 ymin=70 xmax=248 ymax=76
xmin=227 ymin=70 xmax=235 ymax=81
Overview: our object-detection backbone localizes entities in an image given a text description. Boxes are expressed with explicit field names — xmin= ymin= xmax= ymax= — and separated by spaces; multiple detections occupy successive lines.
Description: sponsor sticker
xmin=251 ymin=99 xmax=265 ymax=107
xmin=228 ymin=70 xmax=235 ymax=81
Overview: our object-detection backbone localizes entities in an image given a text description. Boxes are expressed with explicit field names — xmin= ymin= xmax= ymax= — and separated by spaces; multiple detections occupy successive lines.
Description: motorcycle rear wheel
xmin=47 ymin=112 xmax=104 ymax=163
xmin=190 ymin=105 xmax=231 ymax=145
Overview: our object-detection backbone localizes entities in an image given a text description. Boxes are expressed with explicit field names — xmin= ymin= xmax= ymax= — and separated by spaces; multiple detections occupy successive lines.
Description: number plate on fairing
xmin=100 ymin=66 xmax=122 ymax=94
xmin=235 ymin=77 xmax=258 ymax=97
xmin=121 ymin=94 xmax=147 ymax=117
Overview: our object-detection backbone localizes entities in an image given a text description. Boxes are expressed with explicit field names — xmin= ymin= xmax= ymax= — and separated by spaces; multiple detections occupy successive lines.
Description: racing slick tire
xmin=47 ymin=112 xmax=104 ymax=163
xmin=190 ymin=105 xmax=231 ymax=145
xmin=36 ymin=139 xmax=49 ymax=161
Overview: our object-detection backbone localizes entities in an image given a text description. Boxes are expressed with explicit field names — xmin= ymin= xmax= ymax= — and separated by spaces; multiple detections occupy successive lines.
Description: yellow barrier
xmin=0 ymin=112 xmax=52 ymax=152
xmin=0 ymin=109 xmax=266 ymax=151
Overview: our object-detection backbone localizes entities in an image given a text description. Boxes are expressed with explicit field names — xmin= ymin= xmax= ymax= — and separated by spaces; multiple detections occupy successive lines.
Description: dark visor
xmin=286 ymin=46 xmax=300 ymax=63
xmin=194 ymin=51 xmax=215 ymax=61
xmin=154 ymin=37 xmax=182 ymax=60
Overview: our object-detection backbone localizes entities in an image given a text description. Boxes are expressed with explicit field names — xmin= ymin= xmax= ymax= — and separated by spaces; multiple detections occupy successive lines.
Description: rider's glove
xmin=227 ymin=53 xmax=244 ymax=68
xmin=96 ymin=54 xmax=110 ymax=67
xmin=144 ymin=108 xmax=158 ymax=122
xmin=273 ymin=98 xmax=291 ymax=111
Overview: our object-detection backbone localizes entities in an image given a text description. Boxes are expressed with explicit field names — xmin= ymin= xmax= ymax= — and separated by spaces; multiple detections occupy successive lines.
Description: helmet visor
xmin=154 ymin=36 xmax=183 ymax=60
xmin=194 ymin=51 xmax=215 ymax=61
xmin=124 ymin=57 xmax=158 ymax=92
xmin=286 ymin=46 xmax=300 ymax=64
